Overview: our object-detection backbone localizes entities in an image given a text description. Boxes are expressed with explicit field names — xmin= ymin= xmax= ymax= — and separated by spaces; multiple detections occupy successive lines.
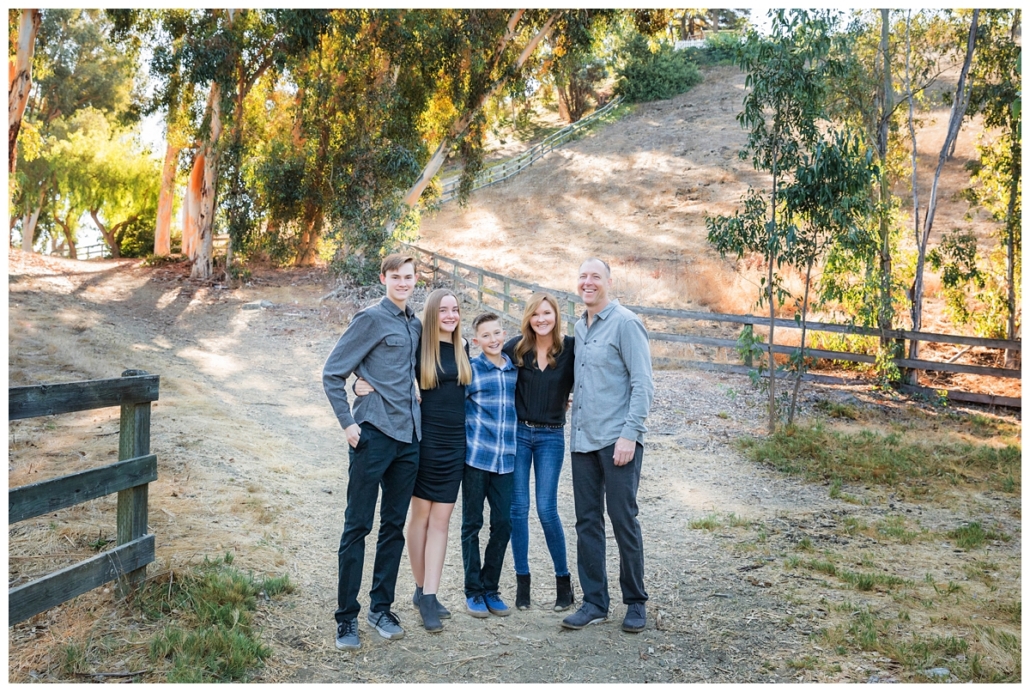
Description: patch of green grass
xmin=738 ymin=423 xmax=1020 ymax=496
xmin=876 ymin=515 xmax=922 ymax=544
xmin=801 ymin=558 xmax=907 ymax=591
xmin=139 ymin=553 xmax=294 ymax=682
xmin=688 ymin=514 xmax=721 ymax=530
xmin=726 ymin=513 xmax=750 ymax=528
xmin=814 ymin=399 xmax=861 ymax=420
xmin=948 ymin=522 xmax=1011 ymax=550
xmin=786 ymin=655 xmax=818 ymax=670
xmin=797 ymin=536 xmax=813 ymax=551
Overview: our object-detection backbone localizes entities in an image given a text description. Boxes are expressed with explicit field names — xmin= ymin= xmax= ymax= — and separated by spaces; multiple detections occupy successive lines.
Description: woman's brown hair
xmin=420 ymin=288 xmax=472 ymax=389
xmin=513 ymin=293 xmax=564 ymax=368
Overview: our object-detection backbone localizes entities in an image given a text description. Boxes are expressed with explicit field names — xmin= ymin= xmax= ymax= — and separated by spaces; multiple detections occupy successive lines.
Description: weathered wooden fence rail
xmin=402 ymin=243 xmax=1021 ymax=408
xmin=8 ymin=370 xmax=159 ymax=626
xmin=439 ymin=96 xmax=624 ymax=203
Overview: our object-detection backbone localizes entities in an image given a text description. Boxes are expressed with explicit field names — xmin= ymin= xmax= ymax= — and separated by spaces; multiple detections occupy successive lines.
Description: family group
xmin=322 ymin=253 xmax=654 ymax=651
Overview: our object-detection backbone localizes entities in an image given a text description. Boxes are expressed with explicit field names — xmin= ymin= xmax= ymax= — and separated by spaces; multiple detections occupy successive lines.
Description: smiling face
xmin=473 ymin=319 xmax=505 ymax=358
xmin=380 ymin=261 xmax=416 ymax=309
xmin=530 ymin=300 xmax=556 ymax=339
xmin=437 ymin=294 xmax=460 ymax=338
xmin=577 ymin=259 xmax=612 ymax=314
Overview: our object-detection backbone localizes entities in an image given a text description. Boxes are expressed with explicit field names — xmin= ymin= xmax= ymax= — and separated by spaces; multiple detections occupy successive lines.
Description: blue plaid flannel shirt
xmin=464 ymin=351 xmax=518 ymax=473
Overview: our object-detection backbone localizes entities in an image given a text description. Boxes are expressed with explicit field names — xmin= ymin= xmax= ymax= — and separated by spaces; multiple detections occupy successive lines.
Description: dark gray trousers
xmin=571 ymin=442 xmax=647 ymax=613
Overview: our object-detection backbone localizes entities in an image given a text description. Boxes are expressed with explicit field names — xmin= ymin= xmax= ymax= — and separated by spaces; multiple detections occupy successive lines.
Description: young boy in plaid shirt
xmin=461 ymin=312 xmax=518 ymax=617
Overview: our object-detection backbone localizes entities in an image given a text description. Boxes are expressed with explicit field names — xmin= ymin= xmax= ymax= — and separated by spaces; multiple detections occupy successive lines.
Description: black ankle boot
xmin=419 ymin=593 xmax=444 ymax=633
xmin=515 ymin=573 xmax=531 ymax=610
xmin=554 ymin=574 xmax=574 ymax=612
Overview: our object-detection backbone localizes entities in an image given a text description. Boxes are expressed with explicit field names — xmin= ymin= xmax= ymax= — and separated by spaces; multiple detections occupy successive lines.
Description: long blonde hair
xmin=420 ymin=288 xmax=472 ymax=389
xmin=514 ymin=293 xmax=564 ymax=368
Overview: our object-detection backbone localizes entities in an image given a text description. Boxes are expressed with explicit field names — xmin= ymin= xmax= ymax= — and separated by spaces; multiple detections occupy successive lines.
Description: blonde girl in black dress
xmin=355 ymin=288 xmax=471 ymax=632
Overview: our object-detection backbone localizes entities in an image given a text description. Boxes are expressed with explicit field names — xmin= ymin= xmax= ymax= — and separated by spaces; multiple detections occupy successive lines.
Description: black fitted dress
xmin=413 ymin=341 xmax=468 ymax=503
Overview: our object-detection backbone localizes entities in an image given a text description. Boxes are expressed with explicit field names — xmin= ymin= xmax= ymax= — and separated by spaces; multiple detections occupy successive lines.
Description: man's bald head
xmin=579 ymin=257 xmax=611 ymax=279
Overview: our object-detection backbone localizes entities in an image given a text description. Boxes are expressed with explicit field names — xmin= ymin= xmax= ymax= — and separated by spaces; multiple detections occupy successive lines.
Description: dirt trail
xmin=9 ymin=253 xmax=1019 ymax=683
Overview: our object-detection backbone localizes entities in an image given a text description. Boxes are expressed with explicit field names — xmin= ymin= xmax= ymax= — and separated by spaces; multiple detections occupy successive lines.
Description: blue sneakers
xmin=466 ymin=595 xmax=490 ymax=618
xmin=484 ymin=591 xmax=511 ymax=617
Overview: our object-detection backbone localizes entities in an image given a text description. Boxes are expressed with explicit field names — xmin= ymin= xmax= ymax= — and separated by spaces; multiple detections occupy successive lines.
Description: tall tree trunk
xmin=55 ymin=216 xmax=77 ymax=259
xmin=154 ymin=142 xmax=180 ymax=256
xmin=19 ymin=184 xmax=45 ymax=252
xmin=297 ymin=209 xmax=322 ymax=267
xmin=910 ymin=10 xmax=977 ymax=367
xmin=876 ymin=9 xmax=895 ymax=352
xmin=8 ymin=9 xmax=41 ymax=174
xmin=20 ymin=207 xmax=40 ymax=252
xmin=183 ymin=151 xmax=204 ymax=258
xmin=903 ymin=12 xmax=922 ymax=384
xmin=1004 ymin=125 xmax=1019 ymax=367
xmin=788 ymin=258 xmax=814 ymax=427
xmin=90 ymin=210 xmax=121 ymax=259
xmin=192 ymin=82 xmax=223 ymax=280
xmin=398 ymin=11 xmax=558 ymax=211
xmin=766 ymin=141 xmax=779 ymax=435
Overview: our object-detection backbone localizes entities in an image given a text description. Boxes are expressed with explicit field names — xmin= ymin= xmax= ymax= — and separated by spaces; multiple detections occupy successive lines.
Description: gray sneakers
xmin=367 ymin=610 xmax=405 ymax=640
xmin=560 ymin=601 xmax=608 ymax=629
xmin=622 ymin=603 xmax=646 ymax=633
xmin=335 ymin=618 xmax=360 ymax=650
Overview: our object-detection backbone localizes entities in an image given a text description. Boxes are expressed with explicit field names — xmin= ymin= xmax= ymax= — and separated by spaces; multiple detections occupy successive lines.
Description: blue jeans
xmin=510 ymin=423 xmax=570 ymax=577
xmin=461 ymin=465 xmax=513 ymax=597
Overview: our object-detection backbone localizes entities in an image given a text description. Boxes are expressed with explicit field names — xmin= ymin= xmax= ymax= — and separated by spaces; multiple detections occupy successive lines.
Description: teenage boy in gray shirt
xmin=561 ymin=258 xmax=655 ymax=635
xmin=323 ymin=253 xmax=422 ymax=651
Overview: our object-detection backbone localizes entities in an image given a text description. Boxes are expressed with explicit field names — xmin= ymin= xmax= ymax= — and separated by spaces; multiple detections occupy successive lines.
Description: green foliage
xmin=614 ymin=33 xmax=702 ymax=103
xmin=947 ymin=522 xmax=1011 ymax=550
xmin=684 ymin=31 xmax=742 ymax=66
xmin=739 ymin=423 xmax=1021 ymax=495
xmin=140 ymin=554 xmax=293 ymax=683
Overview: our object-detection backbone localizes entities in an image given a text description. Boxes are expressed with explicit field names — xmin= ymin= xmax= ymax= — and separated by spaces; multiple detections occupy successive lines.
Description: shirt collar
xmin=582 ymin=299 xmax=620 ymax=323
xmin=476 ymin=351 xmax=514 ymax=371
xmin=379 ymin=296 xmax=414 ymax=318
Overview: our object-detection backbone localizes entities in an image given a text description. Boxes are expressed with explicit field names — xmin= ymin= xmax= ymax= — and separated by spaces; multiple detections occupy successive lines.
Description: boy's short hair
xmin=472 ymin=312 xmax=501 ymax=333
xmin=381 ymin=253 xmax=415 ymax=275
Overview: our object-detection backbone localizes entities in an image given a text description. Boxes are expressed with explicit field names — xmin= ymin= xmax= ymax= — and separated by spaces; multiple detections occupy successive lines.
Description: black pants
xmin=571 ymin=442 xmax=647 ymax=613
xmin=335 ymin=424 xmax=419 ymax=624
xmin=460 ymin=465 xmax=513 ymax=597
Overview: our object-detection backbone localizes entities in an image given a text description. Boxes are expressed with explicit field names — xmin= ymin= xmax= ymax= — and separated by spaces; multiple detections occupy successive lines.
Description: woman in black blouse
xmin=355 ymin=288 xmax=471 ymax=633
xmin=502 ymin=293 xmax=576 ymax=612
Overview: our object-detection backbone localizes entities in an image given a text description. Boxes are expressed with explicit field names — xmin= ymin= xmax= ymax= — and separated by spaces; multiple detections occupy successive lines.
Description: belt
xmin=519 ymin=420 xmax=564 ymax=429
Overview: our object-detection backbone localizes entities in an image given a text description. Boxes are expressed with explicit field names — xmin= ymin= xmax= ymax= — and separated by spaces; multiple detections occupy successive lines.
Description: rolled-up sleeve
xmin=322 ymin=310 xmax=379 ymax=430
xmin=619 ymin=317 xmax=654 ymax=442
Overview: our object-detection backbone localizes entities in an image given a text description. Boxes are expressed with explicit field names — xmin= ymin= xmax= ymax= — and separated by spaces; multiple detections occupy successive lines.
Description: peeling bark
xmin=154 ymin=142 xmax=180 ymax=256
xmin=8 ymin=9 xmax=41 ymax=174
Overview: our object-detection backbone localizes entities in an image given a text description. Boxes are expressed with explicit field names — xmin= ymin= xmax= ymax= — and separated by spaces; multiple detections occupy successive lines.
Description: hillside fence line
xmin=7 ymin=370 xmax=159 ymax=625
xmin=438 ymin=96 xmax=624 ymax=204
xmin=401 ymin=242 xmax=1021 ymax=409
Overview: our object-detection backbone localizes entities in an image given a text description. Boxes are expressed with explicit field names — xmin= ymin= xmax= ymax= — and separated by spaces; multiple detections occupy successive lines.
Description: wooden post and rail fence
xmin=401 ymin=242 xmax=1021 ymax=409
xmin=8 ymin=370 xmax=159 ymax=626
xmin=438 ymin=96 xmax=624 ymax=204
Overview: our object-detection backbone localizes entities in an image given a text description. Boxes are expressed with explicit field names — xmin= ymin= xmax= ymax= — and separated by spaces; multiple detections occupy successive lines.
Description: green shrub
xmin=615 ymin=35 xmax=702 ymax=103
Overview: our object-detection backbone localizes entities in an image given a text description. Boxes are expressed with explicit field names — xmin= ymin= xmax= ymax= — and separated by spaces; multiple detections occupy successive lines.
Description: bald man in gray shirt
xmin=562 ymin=258 xmax=655 ymax=634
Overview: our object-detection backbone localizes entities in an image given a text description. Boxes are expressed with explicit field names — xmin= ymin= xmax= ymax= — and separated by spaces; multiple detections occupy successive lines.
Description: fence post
xmin=117 ymin=369 xmax=151 ymax=597
xmin=503 ymin=278 xmax=511 ymax=317
xmin=567 ymin=298 xmax=577 ymax=336
xmin=477 ymin=272 xmax=484 ymax=307
xmin=744 ymin=320 xmax=753 ymax=367
xmin=432 ymin=255 xmax=439 ymax=284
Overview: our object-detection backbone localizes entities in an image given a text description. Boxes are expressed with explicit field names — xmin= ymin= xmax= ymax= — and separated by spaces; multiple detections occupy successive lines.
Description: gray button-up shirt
xmin=570 ymin=300 xmax=654 ymax=453
xmin=322 ymin=297 xmax=422 ymax=443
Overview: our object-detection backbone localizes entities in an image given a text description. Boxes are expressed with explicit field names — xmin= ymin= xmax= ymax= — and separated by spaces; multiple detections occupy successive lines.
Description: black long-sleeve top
xmin=502 ymin=335 xmax=575 ymax=426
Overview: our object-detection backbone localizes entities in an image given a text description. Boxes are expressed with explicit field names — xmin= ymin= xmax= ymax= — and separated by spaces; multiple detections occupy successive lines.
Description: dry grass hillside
xmin=419 ymin=64 xmax=1002 ymax=331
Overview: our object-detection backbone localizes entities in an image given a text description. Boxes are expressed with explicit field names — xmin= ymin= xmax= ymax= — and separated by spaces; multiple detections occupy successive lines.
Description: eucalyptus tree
xmin=965 ymin=9 xmax=1021 ymax=364
xmin=11 ymin=9 xmax=137 ymax=252
xmin=706 ymin=9 xmax=838 ymax=434
xmin=905 ymin=10 xmax=978 ymax=378
xmin=8 ymin=9 xmax=41 ymax=174
xmin=780 ymin=129 xmax=878 ymax=424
